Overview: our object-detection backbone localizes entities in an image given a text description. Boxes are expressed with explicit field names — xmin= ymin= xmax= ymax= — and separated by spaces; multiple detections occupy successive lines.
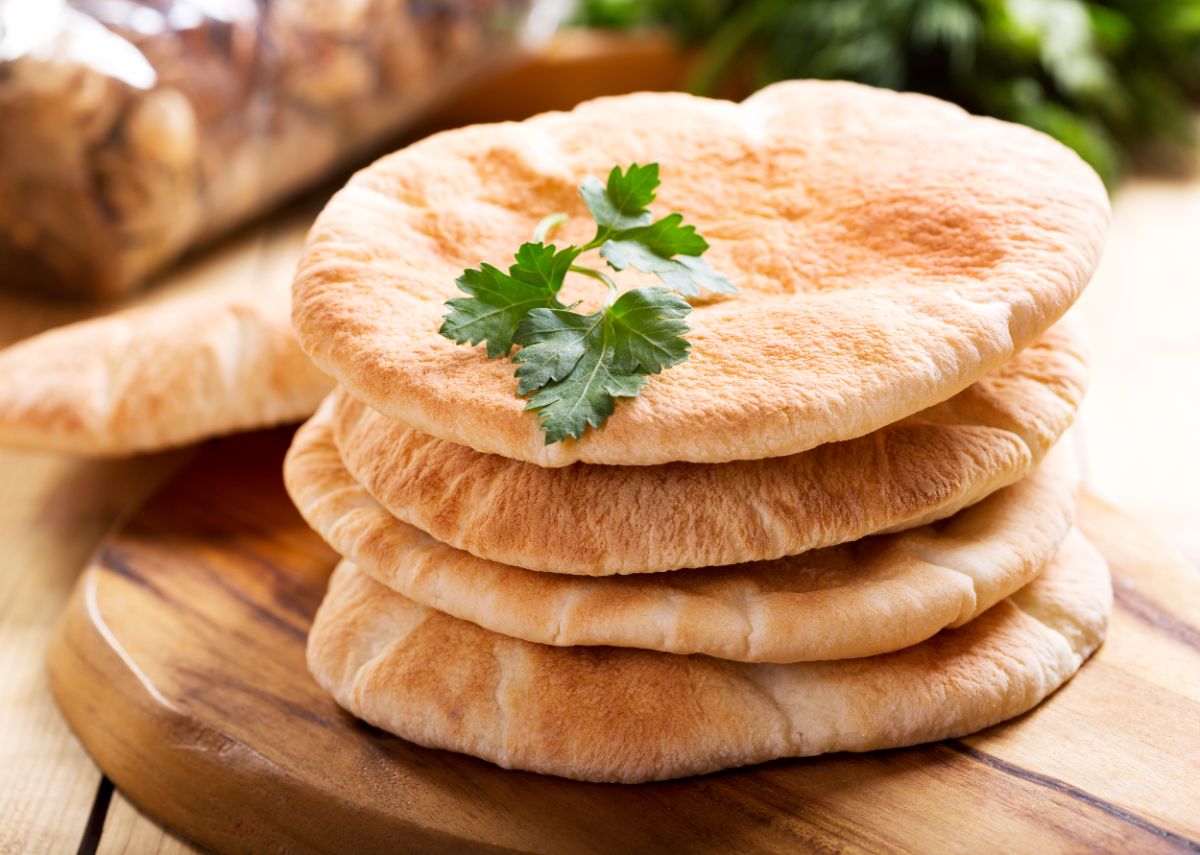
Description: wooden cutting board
xmin=46 ymin=429 xmax=1200 ymax=854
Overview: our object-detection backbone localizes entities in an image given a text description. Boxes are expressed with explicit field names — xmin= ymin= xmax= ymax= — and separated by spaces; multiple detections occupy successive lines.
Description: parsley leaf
xmin=599 ymin=212 xmax=736 ymax=296
xmin=439 ymin=242 xmax=579 ymax=358
xmin=591 ymin=192 xmax=735 ymax=297
xmin=602 ymin=243 xmax=738 ymax=297
xmin=607 ymin=213 xmax=709 ymax=256
xmin=439 ymin=162 xmax=735 ymax=443
xmin=513 ymin=288 xmax=691 ymax=443
xmin=509 ymin=240 xmax=581 ymax=291
xmin=580 ymin=163 xmax=659 ymax=231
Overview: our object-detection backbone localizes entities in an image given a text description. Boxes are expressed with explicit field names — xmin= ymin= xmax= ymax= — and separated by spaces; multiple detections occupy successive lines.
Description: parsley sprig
xmin=439 ymin=163 xmax=736 ymax=444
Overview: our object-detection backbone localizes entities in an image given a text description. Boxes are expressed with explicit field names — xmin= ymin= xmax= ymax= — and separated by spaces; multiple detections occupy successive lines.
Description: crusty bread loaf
xmin=0 ymin=0 xmax=536 ymax=296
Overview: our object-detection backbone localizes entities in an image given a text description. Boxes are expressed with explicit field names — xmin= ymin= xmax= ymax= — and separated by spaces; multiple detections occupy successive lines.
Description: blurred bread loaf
xmin=0 ymin=0 xmax=545 ymax=297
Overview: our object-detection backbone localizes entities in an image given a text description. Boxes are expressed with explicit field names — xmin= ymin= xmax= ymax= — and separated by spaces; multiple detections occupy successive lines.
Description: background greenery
xmin=580 ymin=0 xmax=1200 ymax=186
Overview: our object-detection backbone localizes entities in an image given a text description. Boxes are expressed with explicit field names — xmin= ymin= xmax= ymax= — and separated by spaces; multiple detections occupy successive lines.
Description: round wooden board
xmin=47 ymin=430 xmax=1200 ymax=854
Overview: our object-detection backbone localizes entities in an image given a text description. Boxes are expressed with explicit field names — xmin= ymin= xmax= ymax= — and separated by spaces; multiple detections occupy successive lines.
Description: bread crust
xmin=293 ymin=81 xmax=1108 ymax=466
xmin=287 ymin=403 xmax=1079 ymax=662
xmin=0 ymin=286 xmax=331 ymax=455
xmin=330 ymin=324 xmax=1087 ymax=573
xmin=307 ymin=531 xmax=1111 ymax=782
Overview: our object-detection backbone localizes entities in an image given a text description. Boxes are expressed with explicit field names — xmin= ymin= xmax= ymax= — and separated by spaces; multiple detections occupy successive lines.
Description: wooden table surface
xmin=1 ymin=101 xmax=1198 ymax=855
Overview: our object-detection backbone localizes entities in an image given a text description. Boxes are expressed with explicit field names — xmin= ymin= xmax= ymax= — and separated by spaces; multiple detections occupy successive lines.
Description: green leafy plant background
xmin=580 ymin=0 xmax=1200 ymax=187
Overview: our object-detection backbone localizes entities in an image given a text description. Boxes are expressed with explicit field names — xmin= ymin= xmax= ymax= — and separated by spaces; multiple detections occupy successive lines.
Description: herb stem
xmin=580 ymin=228 xmax=611 ymax=252
xmin=532 ymin=212 xmax=567 ymax=243
xmin=569 ymin=264 xmax=620 ymax=306
xmin=535 ymin=214 xmax=614 ymax=252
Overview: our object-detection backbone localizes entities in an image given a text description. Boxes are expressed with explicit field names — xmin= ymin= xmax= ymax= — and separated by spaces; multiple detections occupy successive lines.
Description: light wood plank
xmin=0 ymin=295 xmax=139 ymax=853
xmin=98 ymin=791 xmax=204 ymax=855
xmin=0 ymin=450 xmax=186 ymax=853
xmin=0 ymin=212 xmax=275 ymax=854
xmin=964 ymin=498 xmax=1200 ymax=841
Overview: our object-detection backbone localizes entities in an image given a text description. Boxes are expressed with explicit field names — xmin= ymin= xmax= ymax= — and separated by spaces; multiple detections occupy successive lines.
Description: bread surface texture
xmin=288 ymin=404 xmax=1080 ymax=662
xmin=293 ymin=80 xmax=1108 ymax=466
xmin=0 ymin=286 xmax=331 ymax=455
xmin=307 ymin=532 xmax=1111 ymax=782
xmin=330 ymin=325 xmax=1087 ymax=573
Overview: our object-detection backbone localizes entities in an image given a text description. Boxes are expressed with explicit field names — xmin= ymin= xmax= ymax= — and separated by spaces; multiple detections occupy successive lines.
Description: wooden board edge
xmin=46 ymin=563 xmax=500 ymax=855
xmin=46 ymin=490 xmax=1200 ymax=854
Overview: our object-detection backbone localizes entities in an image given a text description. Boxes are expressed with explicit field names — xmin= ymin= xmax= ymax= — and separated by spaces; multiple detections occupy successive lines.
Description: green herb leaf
xmin=509 ymin=241 xmax=581 ymax=290
xmin=439 ymin=242 xmax=579 ymax=358
xmin=597 ymin=209 xmax=735 ymax=297
xmin=580 ymin=163 xmax=660 ymax=231
xmin=606 ymin=286 xmax=693 ymax=374
xmin=611 ymin=213 xmax=710 ymax=256
xmin=512 ymin=288 xmax=691 ymax=443
xmin=440 ymin=162 xmax=734 ymax=443
xmin=602 ymin=236 xmax=737 ymax=296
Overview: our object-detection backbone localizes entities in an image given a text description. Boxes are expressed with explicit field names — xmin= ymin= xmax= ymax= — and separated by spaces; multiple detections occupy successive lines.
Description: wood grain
xmin=0 ymin=289 xmax=191 ymax=854
xmin=0 ymin=448 xmax=187 ymax=854
xmin=0 ymin=195 xmax=286 ymax=855
xmin=44 ymin=429 xmax=1200 ymax=855
xmin=97 ymin=792 xmax=200 ymax=855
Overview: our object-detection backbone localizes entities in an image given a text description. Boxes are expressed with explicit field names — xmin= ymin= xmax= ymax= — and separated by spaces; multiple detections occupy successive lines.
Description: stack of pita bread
xmin=284 ymin=81 xmax=1112 ymax=783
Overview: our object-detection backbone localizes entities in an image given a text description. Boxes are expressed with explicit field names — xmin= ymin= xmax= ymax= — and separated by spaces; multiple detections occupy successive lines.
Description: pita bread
xmin=307 ymin=530 xmax=1110 ymax=783
xmin=0 ymin=286 xmax=331 ymax=455
xmin=293 ymin=80 xmax=1108 ymax=467
xmin=331 ymin=325 xmax=1086 ymax=573
xmin=286 ymin=405 xmax=1078 ymax=661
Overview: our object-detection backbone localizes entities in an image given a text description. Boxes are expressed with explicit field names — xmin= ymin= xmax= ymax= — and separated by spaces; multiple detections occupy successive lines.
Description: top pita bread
xmin=0 ymin=285 xmax=331 ymax=455
xmin=330 ymin=324 xmax=1085 ymax=573
xmin=308 ymin=529 xmax=1111 ymax=783
xmin=293 ymin=80 xmax=1108 ymax=466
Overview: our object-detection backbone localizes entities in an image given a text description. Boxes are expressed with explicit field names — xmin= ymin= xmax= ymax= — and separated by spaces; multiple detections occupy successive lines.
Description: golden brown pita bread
xmin=0 ymin=286 xmax=331 ymax=455
xmin=293 ymin=81 xmax=1108 ymax=467
xmin=307 ymin=531 xmax=1110 ymax=783
xmin=331 ymin=325 xmax=1086 ymax=573
xmin=286 ymin=404 xmax=1079 ymax=661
